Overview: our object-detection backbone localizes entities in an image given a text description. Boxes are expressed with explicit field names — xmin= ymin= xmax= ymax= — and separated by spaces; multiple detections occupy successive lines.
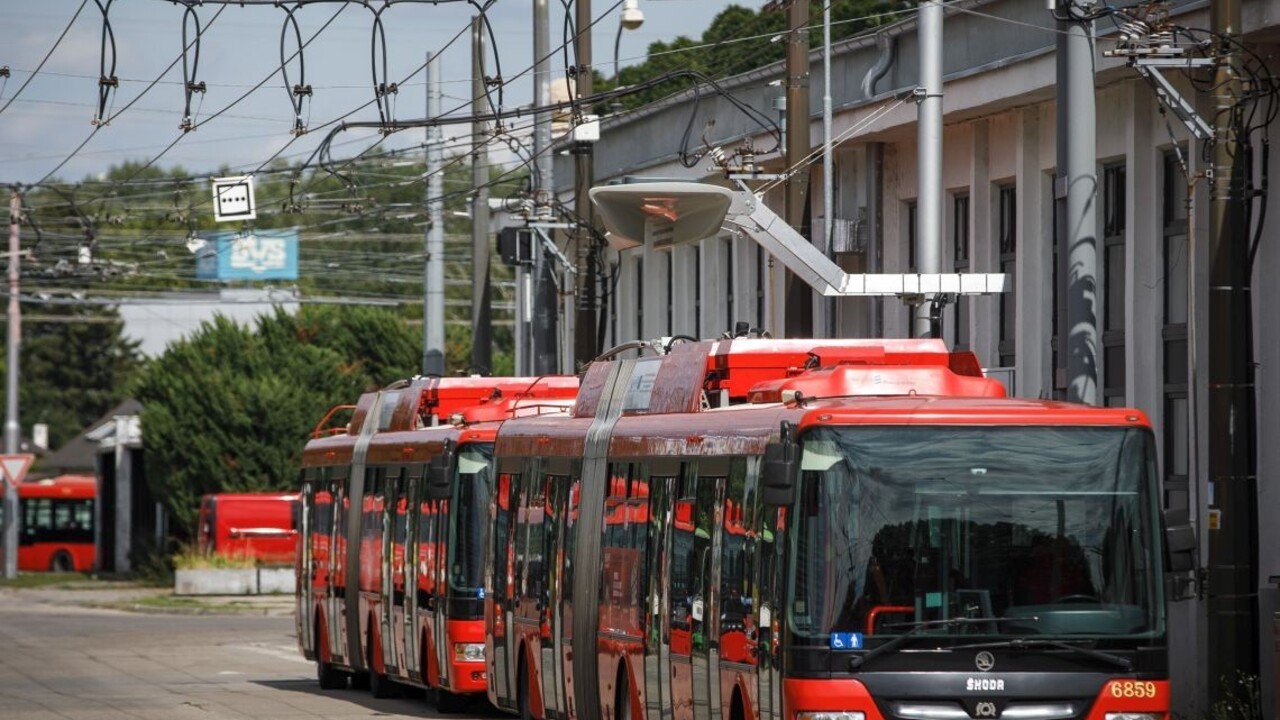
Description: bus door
xmin=718 ymin=459 xmax=760 ymax=720
xmin=380 ymin=468 xmax=402 ymax=674
xmin=513 ymin=461 xmax=542 ymax=700
xmin=668 ymin=461 xmax=724 ymax=720
xmin=642 ymin=463 xmax=680 ymax=720
xmin=298 ymin=472 xmax=315 ymax=657
xmin=755 ymin=457 xmax=784 ymax=720
xmin=542 ymin=461 xmax=572 ymax=720
xmin=402 ymin=467 xmax=422 ymax=682
xmin=490 ymin=463 xmax=520 ymax=705
xmin=326 ymin=465 xmax=349 ymax=665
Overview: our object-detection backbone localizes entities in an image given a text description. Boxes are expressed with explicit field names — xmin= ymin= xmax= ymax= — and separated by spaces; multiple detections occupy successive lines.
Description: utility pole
xmin=572 ymin=0 xmax=596 ymax=368
xmin=532 ymin=0 xmax=559 ymax=375
xmin=913 ymin=0 xmax=943 ymax=339
xmin=820 ymin=0 xmax=834 ymax=339
xmin=471 ymin=16 xmax=493 ymax=374
xmin=4 ymin=188 xmax=21 ymax=580
xmin=1055 ymin=1 xmax=1099 ymax=404
xmin=1205 ymin=0 xmax=1259 ymax=696
xmin=422 ymin=53 xmax=445 ymax=377
xmin=782 ymin=0 xmax=810 ymax=338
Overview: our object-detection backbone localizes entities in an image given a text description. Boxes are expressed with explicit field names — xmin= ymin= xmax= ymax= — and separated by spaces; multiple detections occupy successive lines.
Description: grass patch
xmin=171 ymin=544 xmax=257 ymax=570
xmin=102 ymin=593 xmax=273 ymax=614
xmin=0 ymin=572 xmax=90 ymax=589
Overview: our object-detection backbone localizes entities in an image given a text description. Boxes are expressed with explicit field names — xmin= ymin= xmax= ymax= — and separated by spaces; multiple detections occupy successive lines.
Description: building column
xmin=1127 ymin=83 xmax=1162 ymax=422
xmin=970 ymin=119 xmax=997 ymax=365
xmin=1015 ymin=106 xmax=1051 ymax=398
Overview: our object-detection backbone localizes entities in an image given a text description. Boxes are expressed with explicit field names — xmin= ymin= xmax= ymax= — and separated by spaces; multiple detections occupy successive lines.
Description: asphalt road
xmin=0 ymin=586 xmax=504 ymax=720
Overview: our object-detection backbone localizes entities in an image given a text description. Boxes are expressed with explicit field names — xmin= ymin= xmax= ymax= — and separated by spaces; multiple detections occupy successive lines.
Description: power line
xmin=0 ymin=0 xmax=90 ymax=118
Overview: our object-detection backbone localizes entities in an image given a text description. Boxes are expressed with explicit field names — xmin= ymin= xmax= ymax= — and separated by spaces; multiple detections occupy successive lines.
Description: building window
xmin=1162 ymin=149 xmax=1190 ymax=511
xmin=723 ymin=238 xmax=734 ymax=332
xmin=952 ymin=193 xmax=970 ymax=350
xmin=1051 ymin=179 xmax=1067 ymax=400
xmin=1102 ymin=163 xmax=1127 ymax=407
xmin=905 ymin=201 xmax=918 ymax=332
xmin=694 ymin=246 xmax=702 ymax=339
xmin=636 ymin=257 xmax=644 ymax=339
xmin=666 ymin=252 xmax=674 ymax=335
xmin=997 ymin=185 xmax=1017 ymax=367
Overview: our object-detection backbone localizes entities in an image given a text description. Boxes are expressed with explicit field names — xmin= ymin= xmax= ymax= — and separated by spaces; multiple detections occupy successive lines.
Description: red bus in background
xmin=18 ymin=475 xmax=96 ymax=572
xmin=197 ymin=493 xmax=300 ymax=565
xmin=296 ymin=375 xmax=578 ymax=711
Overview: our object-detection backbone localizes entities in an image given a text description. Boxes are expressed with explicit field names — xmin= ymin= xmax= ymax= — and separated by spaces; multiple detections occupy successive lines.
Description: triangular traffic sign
xmin=0 ymin=454 xmax=34 ymax=490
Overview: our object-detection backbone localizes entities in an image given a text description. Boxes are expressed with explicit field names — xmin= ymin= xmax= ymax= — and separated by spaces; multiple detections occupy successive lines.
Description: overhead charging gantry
xmin=589 ymin=182 xmax=1009 ymax=338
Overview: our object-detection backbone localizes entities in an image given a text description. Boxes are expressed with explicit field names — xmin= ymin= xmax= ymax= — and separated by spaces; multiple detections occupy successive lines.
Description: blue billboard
xmin=195 ymin=229 xmax=299 ymax=281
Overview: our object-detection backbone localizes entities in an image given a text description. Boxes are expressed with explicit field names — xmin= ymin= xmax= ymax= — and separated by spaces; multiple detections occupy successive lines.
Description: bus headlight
xmin=1105 ymin=715 xmax=1161 ymax=720
xmin=798 ymin=712 xmax=866 ymax=720
xmin=453 ymin=643 xmax=485 ymax=662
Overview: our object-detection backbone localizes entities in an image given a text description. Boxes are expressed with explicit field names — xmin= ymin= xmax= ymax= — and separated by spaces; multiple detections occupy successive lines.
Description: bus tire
xmin=518 ymin=657 xmax=532 ymax=720
xmin=437 ymin=689 xmax=469 ymax=713
xmin=50 ymin=551 xmax=73 ymax=573
xmin=616 ymin=667 xmax=633 ymax=720
xmin=316 ymin=618 xmax=347 ymax=690
xmin=368 ymin=632 xmax=396 ymax=699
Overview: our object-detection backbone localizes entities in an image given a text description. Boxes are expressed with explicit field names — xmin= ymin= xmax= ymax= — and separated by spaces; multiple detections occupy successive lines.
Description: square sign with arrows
xmin=212 ymin=175 xmax=257 ymax=222
xmin=0 ymin=454 xmax=34 ymax=490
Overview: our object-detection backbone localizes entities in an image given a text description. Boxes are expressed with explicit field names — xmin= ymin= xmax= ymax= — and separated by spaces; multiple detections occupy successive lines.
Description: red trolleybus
xmin=487 ymin=339 xmax=1190 ymax=720
xmin=296 ymin=375 xmax=578 ymax=710
xmin=18 ymin=475 xmax=96 ymax=572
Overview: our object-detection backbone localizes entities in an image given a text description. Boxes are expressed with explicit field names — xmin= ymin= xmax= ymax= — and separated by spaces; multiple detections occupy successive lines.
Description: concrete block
xmin=174 ymin=568 xmax=257 ymax=596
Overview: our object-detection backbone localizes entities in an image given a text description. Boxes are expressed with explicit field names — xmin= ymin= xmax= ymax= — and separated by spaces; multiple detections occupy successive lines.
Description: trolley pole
xmin=1205 ymin=0 xmax=1259 ymax=696
xmin=471 ymin=16 xmax=493 ymax=374
xmin=4 ymin=188 xmax=21 ymax=580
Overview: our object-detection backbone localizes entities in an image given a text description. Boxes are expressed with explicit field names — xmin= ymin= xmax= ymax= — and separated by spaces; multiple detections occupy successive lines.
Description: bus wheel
xmin=316 ymin=619 xmax=347 ymax=690
xmin=49 ymin=551 xmax=73 ymax=573
xmin=438 ymin=689 xmax=469 ymax=713
xmin=518 ymin=659 xmax=532 ymax=720
xmin=368 ymin=632 xmax=397 ymax=699
xmin=616 ymin=668 xmax=632 ymax=720
xmin=318 ymin=659 xmax=347 ymax=690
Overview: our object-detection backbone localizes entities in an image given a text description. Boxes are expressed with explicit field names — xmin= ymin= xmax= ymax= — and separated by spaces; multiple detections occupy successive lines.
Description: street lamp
xmin=614 ymin=0 xmax=644 ymax=81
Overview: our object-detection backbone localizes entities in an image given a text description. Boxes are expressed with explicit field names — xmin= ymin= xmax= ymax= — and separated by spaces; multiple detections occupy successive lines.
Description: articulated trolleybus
xmin=296 ymin=375 xmax=578 ymax=709
xmin=486 ymin=338 xmax=1190 ymax=720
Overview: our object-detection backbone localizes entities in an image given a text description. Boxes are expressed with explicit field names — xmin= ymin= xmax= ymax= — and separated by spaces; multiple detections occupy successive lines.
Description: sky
xmin=0 ymin=0 xmax=770 ymax=186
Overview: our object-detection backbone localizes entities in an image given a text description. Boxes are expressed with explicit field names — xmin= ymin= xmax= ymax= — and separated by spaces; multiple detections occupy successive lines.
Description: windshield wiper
xmin=949 ymin=638 xmax=1133 ymax=671
xmin=848 ymin=617 xmax=1034 ymax=670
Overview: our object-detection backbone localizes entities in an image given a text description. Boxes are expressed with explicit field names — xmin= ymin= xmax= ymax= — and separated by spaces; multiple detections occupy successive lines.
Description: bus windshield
xmin=448 ymin=443 xmax=494 ymax=597
xmin=787 ymin=426 xmax=1164 ymax=646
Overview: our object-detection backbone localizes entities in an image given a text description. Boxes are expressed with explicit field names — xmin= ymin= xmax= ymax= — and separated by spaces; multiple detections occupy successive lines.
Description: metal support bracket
xmin=1106 ymin=50 xmax=1215 ymax=140
xmin=533 ymin=227 xmax=577 ymax=275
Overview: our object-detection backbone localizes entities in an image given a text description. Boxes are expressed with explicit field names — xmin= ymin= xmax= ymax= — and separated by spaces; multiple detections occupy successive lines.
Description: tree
xmin=134 ymin=305 xmax=420 ymax=534
xmin=0 ymin=303 xmax=144 ymax=451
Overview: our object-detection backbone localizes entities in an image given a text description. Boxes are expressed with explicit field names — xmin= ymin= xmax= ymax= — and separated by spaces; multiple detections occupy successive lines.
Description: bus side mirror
xmin=761 ymin=421 xmax=798 ymax=507
xmin=426 ymin=440 xmax=456 ymax=501
xmin=1164 ymin=508 xmax=1197 ymax=573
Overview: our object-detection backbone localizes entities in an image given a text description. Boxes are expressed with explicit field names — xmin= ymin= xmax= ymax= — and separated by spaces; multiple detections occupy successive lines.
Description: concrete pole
xmin=913 ymin=0 xmax=943 ymax=338
xmin=471 ymin=16 xmax=493 ymax=374
xmin=1056 ymin=9 xmax=1098 ymax=404
xmin=572 ymin=0 xmax=597 ymax=368
xmin=1205 ymin=0 xmax=1259 ymax=695
xmin=532 ymin=0 xmax=559 ymax=375
xmin=821 ymin=0 xmax=834 ymax=339
xmin=422 ymin=53 xmax=446 ymax=377
xmin=781 ymin=0 xmax=810 ymax=339
xmin=3 ymin=188 xmax=20 ymax=579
